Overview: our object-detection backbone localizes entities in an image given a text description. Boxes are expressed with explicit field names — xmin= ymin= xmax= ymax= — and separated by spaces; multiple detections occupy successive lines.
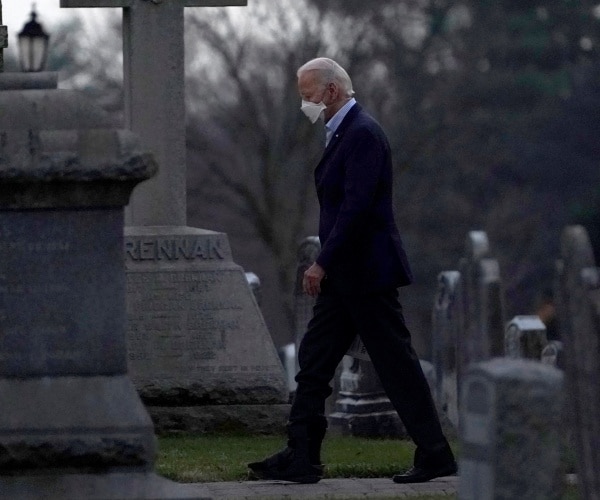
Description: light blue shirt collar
xmin=325 ymin=98 xmax=356 ymax=147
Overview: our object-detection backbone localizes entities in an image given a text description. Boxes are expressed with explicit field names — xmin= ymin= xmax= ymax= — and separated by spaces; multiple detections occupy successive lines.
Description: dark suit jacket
xmin=314 ymin=103 xmax=413 ymax=294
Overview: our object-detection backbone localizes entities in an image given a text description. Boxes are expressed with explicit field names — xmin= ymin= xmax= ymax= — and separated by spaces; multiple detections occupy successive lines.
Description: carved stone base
xmin=124 ymin=226 xmax=289 ymax=434
xmin=148 ymin=404 xmax=291 ymax=435
xmin=0 ymin=376 xmax=155 ymax=472
xmin=0 ymin=472 xmax=209 ymax=500
xmin=329 ymin=410 xmax=407 ymax=438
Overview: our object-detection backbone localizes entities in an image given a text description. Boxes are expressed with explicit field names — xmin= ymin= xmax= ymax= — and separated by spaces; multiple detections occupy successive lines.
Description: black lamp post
xmin=0 ymin=1 xmax=8 ymax=72
xmin=18 ymin=6 xmax=49 ymax=72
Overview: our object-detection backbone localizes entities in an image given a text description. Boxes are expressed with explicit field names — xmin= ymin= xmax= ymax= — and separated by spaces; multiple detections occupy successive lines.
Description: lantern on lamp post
xmin=0 ymin=1 xmax=8 ymax=72
xmin=18 ymin=6 xmax=49 ymax=72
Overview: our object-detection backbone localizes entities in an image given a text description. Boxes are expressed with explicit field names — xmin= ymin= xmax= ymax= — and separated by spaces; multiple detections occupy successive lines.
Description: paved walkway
xmin=193 ymin=473 xmax=578 ymax=499
xmin=200 ymin=476 xmax=459 ymax=499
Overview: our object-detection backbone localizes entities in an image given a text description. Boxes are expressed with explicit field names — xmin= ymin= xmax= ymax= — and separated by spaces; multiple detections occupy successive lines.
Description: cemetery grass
xmin=156 ymin=434 xmax=420 ymax=483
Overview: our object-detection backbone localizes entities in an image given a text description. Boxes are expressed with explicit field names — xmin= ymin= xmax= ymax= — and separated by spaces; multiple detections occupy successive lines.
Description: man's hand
xmin=303 ymin=263 xmax=326 ymax=297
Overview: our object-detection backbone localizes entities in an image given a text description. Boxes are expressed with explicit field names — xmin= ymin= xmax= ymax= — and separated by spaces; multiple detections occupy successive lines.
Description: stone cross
xmin=60 ymin=0 xmax=247 ymax=226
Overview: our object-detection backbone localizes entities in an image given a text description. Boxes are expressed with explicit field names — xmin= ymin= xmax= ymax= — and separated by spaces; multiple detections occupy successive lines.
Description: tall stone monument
xmin=0 ymin=73 xmax=206 ymax=498
xmin=431 ymin=270 xmax=461 ymax=431
xmin=61 ymin=0 xmax=289 ymax=433
xmin=457 ymin=231 xmax=505 ymax=390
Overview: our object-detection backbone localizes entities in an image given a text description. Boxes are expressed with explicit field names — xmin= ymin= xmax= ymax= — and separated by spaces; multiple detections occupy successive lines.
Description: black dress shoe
xmin=248 ymin=447 xmax=324 ymax=484
xmin=392 ymin=461 xmax=457 ymax=484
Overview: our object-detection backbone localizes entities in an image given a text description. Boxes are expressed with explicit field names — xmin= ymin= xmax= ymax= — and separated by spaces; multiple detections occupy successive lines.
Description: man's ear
xmin=327 ymin=82 xmax=338 ymax=100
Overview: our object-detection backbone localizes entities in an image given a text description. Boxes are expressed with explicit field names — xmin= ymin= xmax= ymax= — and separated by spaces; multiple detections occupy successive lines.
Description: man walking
xmin=248 ymin=57 xmax=456 ymax=485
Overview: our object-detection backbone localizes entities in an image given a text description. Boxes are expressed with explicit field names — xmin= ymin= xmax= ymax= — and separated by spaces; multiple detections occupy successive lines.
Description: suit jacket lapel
xmin=316 ymin=103 xmax=362 ymax=173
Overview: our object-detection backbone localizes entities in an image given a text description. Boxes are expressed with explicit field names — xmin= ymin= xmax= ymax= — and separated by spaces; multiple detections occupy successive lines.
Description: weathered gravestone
xmin=61 ymin=0 xmax=290 ymax=434
xmin=431 ymin=270 xmax=461 ymax=432
xmin=329 ymin=356 xmax=403 ymax=438
xmin=0 ymin=73 xmax=206 ymax=498
xmin=328 ymin=358 xmax=436 ymax=438
xmin=541 ymin=340 xmax=565 ymax=369
xmin=245 ymin=271 xmax=261 ymax=305
xmin=125 ymin=227 xmax=288 ymax=433
xmin=329 ymin=358 xmax=395 ymax=437
xmin=458 ymin=358 xmax=564 ymax=500
xmin=504 ymin=315 xmax=548 ymax=360
xmin=555 ymin=225 xmax=600 ymax=499
xmin=457 ymin=231 xmax=505 ymax=393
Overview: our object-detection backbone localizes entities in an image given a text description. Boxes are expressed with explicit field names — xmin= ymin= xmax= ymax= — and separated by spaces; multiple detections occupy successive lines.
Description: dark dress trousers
xmin=290 ymin=103 xmax=449 ymax=464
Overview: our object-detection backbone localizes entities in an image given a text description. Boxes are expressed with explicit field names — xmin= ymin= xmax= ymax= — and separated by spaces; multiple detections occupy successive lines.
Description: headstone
xmin=504 ymin=315 xmax=548 ymax=359
xmin=347 ymin=335 xmax=371 ymax=360
xmin=556 ymin=225 xmax=600 ymax=499
xmin=328 ymin=358 xmax=437 ymax=438
xmin=457 ymin=231 xmax=505 ymax=387
xmin=245 ymin=271 xmax=261 ymax=305
xmin=431 ymin=270 xmax=461 ymax=431
xmin=0 ymin=73 xmax=205 ymax=498
xmin=278 ymin=342 xmax=297 ymax=394
xmin=329 ymin=357 xmax=405 ymax=438
xmin=62 ymin=0 xmax=290 ymax=434
xmin=125 ymin=227 xmax=288 ymax=433
xmin=458 ymin=358 xmax=564 ymax=500
xmin=541 ymin=340 xmax=565 ymax=369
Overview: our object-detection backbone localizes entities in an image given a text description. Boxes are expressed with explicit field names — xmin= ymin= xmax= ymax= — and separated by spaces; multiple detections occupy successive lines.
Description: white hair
xmin=297 ymin=57 xmax=355 ymax=98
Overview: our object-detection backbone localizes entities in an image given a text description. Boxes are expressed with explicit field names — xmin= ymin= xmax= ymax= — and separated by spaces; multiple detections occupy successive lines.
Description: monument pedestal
xmin=328 ymin=357 xmax=438 ymax=438
xmin=125 ymin=226 xmax=289 ymax=433
xmin=149 ymin=404 xmax=291 ymax=434
xmin=0 ymin=473 xmax=207 ymax=500
xmin=0 ymin=376 xmax=154 ymax=470
xmin=0 ymin=76 xmax=209 ymax=498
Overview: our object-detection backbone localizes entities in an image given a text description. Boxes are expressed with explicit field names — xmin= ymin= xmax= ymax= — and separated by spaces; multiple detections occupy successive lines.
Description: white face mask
xmin=300 ymin=100 xmax=327 ymax=124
